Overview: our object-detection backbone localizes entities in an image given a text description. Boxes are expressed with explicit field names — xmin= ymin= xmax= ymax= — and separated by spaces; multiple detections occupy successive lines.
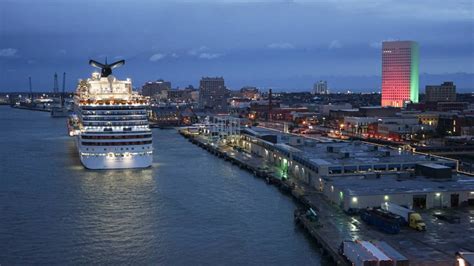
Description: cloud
xmin=58 ymin=49 xmax=67 ymax=55
xmin=198 ymin=53 xmax=222 ymax=59
xmin=328 ymin=40 xmax=342 ymax=49
xmin=170 ymin=53 xmax=179 ymax=58
xmin=149 ymin=53 xmax=166 ymax=62
xmin=27 ymin=59 xmax=36 ymax=64
xmin=0 ymin=48 xmax=18 ymax=57
xmin=267 ymin=42 xmax=294 ymax=49
xmin=187 ymin=47 xmax=221 ymax=59
xmin=188 ymin=46 xmax=208 ymax=56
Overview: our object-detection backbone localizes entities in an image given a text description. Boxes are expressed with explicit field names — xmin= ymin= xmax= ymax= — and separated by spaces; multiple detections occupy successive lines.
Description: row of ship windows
xmin=85 ymin=147 xmax=152 ymax=152
xmin=82 ymin=140 xmax=152 ymax=146
xmin=82 ymin=134 xmax=152 ymax=139
xmin=83 ymin=121 xmax=149 ymax=126
xmin=83 ymin=126 xmax=150 ymax=131
xmin=82 ymin=111 xmax=147 ymax=115
xmin=80 ymin=106 xmax=147 ymax=110
xmin=82 ymin=116 xmax=147 ymax=121
xmin=83 ymin=153 xmax=151 ymax=157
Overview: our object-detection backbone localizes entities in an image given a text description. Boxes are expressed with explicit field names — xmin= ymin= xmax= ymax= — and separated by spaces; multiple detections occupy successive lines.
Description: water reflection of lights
xmin=75 ymin=167 xmax=157 ymax=248
xmin=349 ymin=217 xmax=360 ymax=232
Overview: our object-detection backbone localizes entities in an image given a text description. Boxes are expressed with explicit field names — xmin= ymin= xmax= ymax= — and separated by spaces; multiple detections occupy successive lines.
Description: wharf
xmin=179 ymin=130 xmax=472 ymax=265
xmin=11 ymin=105 xmax=51 ymax=112
xmin=180 ymin=130 xmax=349 ymax=265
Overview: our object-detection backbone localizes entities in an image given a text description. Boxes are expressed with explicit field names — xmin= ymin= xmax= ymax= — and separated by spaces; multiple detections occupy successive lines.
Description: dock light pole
xmin=29 ymin=76 xmax=33 ymax=101
xmin=436 ymin=193 xmax=442 ymax=207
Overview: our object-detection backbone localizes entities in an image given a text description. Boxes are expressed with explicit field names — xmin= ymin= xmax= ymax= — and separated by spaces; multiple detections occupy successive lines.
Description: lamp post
xmin=339 ymin=123 xmax=344 ymax=137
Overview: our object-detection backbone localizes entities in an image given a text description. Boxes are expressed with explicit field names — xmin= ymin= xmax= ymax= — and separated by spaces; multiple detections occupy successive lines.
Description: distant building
xmin=358 ymin=106 xmax=401 ymax=117
xmin=415 ymin=112 xmax=439 ymax=127
xmin=436 ymin=102 xmax=468 ymax=112
xmin=229 ymin=98 xmax=251 ymax=109
xmin=240 ymin=86 xmax=259 ymax=100
xmin=381 ymin=41 xmax=419 ymax=107
xmin=198 ymin=77 xmax=228 ymax=111
xmin=167 ymin=86 xmax=199 ymax=103
xmin=319 ymin=103 xmax=352 ymax=116
xmin=343 ymin=116 xmax=421 ymax=140
xmin=142 ymin=79 xmax=171 ymax=98
xmin=330 ymin=106 xmax=400 ymax=128
xmin=313 ymin=80 xmax=329 ymax=94
xmin=376 ymin=117 xmax=421 ymax=140
xmin=437 ymin=113 xmax=474 ymax=136
xmin=425 ymin=82 xmax=456 ymax=102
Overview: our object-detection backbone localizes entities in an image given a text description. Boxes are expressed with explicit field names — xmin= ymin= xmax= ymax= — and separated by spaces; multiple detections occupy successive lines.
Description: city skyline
xmin=0 ymin=0 xmax=473 ymax=92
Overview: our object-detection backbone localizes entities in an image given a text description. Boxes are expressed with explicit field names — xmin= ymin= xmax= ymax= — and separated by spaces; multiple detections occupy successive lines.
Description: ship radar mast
xmin=89 ymin=58 xmax=125 ymax=77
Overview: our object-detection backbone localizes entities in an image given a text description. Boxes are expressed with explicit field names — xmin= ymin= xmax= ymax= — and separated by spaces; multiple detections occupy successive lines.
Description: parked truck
xmin=381 ymin=202 xmax=426 ymax=231
xmin=360 ymin=208 xmax=401 ymax=234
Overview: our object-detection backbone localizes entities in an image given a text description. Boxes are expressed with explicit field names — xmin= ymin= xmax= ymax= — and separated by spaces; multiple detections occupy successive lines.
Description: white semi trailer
xmin=381 ymin=202 xmax=426 ymax=231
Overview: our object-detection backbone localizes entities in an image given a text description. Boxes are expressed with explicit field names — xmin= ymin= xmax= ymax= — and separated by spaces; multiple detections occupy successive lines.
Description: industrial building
xmin=323 ymin=171 xmax=474 ymax=211
xmin=238 ymin=127 xmax=474 ymax=211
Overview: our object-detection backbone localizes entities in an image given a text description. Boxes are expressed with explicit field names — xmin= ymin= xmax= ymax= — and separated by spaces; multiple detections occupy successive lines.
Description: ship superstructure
xmin=69 ymin=60 xmax=153 ymax=169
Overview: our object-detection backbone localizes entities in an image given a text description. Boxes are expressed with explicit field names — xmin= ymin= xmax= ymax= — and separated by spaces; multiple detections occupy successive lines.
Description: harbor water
xmin=0 ymin=106 xmax=323 ymax=265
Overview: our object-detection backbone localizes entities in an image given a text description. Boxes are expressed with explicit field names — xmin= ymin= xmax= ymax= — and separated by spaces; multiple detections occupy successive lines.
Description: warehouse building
xmin=322 ymin=171 xmax=474 ymax=211
xmin=239 ymin=127 xmax=474 ymax=210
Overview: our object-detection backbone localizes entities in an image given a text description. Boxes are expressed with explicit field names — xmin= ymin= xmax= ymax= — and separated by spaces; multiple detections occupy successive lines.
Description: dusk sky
xmin=0 ymin=0 xmax=473 ymax=92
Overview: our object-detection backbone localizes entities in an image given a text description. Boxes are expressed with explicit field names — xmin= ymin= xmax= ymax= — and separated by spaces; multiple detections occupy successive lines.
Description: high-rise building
xmin=425 ymin=82 xmax=456 ymax=102
xmin=381 ymin=41 xmax=419 ymax=107
xmin=199 ymin=77 xmax=228 ymax=111
xmin=313 ymin=80 xmax=328 ymax=94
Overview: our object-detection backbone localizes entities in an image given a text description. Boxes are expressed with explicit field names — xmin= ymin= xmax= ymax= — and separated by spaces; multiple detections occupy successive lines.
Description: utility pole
xmin=61 ymin=72 xmax=66 ymax=107
xmin=53 ymin=72 xmax=59 ymax=94
xmin=268 ymin=88 xmax=272 ymax=122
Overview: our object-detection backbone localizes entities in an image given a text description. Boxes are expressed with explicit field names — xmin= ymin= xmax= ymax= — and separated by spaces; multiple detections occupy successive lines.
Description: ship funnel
xmin=89 ymin=59 xmax=125 ymax=77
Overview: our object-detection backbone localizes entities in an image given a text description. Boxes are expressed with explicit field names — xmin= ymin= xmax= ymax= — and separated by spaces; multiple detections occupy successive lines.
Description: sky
xmin=0 ymin=0 xmax=473 ymax=92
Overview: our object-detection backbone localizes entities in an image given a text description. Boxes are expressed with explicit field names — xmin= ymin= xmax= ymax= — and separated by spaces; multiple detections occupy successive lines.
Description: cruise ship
xmin=68 ymin=59 xmax=153 ymax=169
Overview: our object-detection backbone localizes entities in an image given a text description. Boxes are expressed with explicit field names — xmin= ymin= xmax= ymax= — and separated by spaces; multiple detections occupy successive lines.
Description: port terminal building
xmin=239 ymin=127 xmax=474 ymax=211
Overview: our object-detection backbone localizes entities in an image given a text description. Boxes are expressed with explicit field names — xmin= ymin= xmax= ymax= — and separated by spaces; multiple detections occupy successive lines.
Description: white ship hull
xmin=79 ymin=152 xmax=153 ymax=170
xmin=74 ymin=134 xmax=153 ymax=170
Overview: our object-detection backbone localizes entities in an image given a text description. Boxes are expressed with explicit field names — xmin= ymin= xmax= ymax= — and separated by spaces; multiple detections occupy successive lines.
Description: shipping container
xmin=360 ymin=208 xmax=400 ymax=234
